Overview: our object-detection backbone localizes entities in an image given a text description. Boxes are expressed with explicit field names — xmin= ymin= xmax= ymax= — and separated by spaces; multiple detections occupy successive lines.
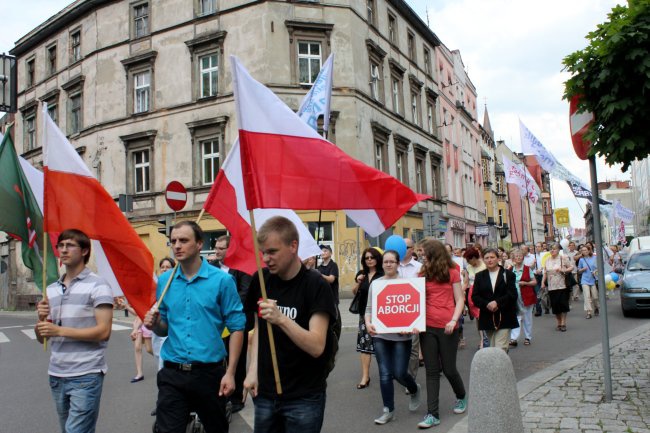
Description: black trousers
xmin=156 ymin=364 xmax=228 ymax=433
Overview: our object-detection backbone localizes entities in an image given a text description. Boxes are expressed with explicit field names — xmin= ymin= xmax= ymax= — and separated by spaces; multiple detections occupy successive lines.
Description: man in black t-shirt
xmin=244 ymin=216 xmax=335 ymax=433
xmin=317 ymin=244 xmax=341 ymax=339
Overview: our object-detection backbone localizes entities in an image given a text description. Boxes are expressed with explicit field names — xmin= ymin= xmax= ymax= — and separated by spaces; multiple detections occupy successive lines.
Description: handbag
xmin=349 ymin=291 xmax=361 ymax=314
xmin=565 ymin=272 xmax=577 ymax=289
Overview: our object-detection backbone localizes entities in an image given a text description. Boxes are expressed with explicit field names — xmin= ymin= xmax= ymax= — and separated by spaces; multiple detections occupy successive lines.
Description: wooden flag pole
xmin=156 ymin=209 xmax=205 ymax=309
xmin=249 ymin=210 xmax=283 ymax=395
xmin=42 ymin=227 xmax=49 ymax=351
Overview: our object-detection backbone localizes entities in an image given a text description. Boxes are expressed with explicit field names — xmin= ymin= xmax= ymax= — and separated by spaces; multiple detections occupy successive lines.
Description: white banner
xmin=502 ymin=156 xmax=540 ymax=204
xmin=614 ymin=200 xmax=634 ymax=223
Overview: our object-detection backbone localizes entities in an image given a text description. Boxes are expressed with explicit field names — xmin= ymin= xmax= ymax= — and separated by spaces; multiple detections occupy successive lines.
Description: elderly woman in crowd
xmin=508 ymin=249 xmax=537 ymax=347
xmin=542 ymin=243 xmax=574 ymax=331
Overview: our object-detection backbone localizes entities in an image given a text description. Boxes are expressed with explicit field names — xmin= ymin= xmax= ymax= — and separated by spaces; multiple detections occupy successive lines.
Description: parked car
xmin=620 ymin=250 xmax=650 ymax=317
xmin=627 ymin=236 xmax=650 ymax=256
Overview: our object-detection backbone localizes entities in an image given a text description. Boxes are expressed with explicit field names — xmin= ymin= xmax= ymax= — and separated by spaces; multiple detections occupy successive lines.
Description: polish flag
xmin=42 ymin=104 xmax=156 ymax=319
xmin=231 ymin=57 xmax=429 ymax=221
xmin=204 ymin=139 xmax=322 ymax=275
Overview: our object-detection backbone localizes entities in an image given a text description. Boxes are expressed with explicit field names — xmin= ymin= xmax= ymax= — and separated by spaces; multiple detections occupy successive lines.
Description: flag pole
xmin=249 ymin=210 xmax=283 ymax=395
xmin=156 ymin=209 xmax=205 ymax=309
xmin=42 ymin=225 xmax=49 ymax=351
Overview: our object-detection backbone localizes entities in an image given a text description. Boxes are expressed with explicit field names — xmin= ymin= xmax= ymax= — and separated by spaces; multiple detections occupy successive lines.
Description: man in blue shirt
xmin=145 ymin=221 xmax=245 ymax=433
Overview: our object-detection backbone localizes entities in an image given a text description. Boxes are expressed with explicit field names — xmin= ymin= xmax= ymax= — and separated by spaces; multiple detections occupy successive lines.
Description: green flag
xmin=0 ymin=128 xmax=59 ymax=290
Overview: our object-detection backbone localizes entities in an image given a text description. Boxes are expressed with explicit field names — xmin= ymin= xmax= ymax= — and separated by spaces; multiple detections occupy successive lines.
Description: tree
xmin=563 ymin=0 xmax=650 ymax=171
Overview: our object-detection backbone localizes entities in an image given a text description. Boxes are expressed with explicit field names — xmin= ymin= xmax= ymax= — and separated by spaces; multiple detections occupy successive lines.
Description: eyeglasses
xmin=383 ymin=260 xmax=398 ymax=265
xmin=56 ymin=242 xmax=81 ymax=250
xmin=364 ymin=256 xmax=375 ymax=260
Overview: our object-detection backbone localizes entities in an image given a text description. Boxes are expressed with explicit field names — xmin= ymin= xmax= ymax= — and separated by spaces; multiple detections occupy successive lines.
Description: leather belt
xmin=163 ymin=360 xmax=223 ymax=371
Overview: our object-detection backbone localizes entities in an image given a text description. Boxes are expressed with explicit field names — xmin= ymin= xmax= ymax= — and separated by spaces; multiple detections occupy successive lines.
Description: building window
xmin=286 ymin=20 xmax=333 ymax=86
xmin=133 ymin=2 xmax=150 ymax=39
xmin=407 ymin=31 xmax=416 ymax=61
xmin=201 ymin=138 xmax=220 ymax=185
xmin=298 ymin=41 xmax=322 ymax=85
xmin=24 ymin=113 xmax=36 ymax=151
xmin=426 ymin=102 xmax=434 ymax=133
xmin=431 ymin=157 xmax=441 ymax=200
xmin=185 ymin=31 xmax=226 ymax=102
xmin=122 ymin=51 xmax=157 ymax=115
xmin=47 ymin=45 xmax=57 ymax=76
xmin=26 ymin=58 xmax=35 ymax=88
xmin=69 ymin=94 xmax=82 ymax=134
xmin=388 ymin=13 xmax=397 ymax=45
xmin=186 ymin=116 xmax=228 ymax=188
xmin=198 ymin=0 xmax=215 ymax=15
xmin=121 ymin=130 xmax=157 ymax=197
xmin=410 ymin=90 xmax=420 ymax=126
xmin=371 ymin=121 xmax=390 ymax=174
xmin=366 ymin=0 xmax=376 ymax=26
xmin=394 ymin=136 xmax=410 ymax=187
xmin=498 ymin=209 xmax=504 ymax=226
xmin=423 ymin=47 xmax=432 ymax=76
xmin=366 ymin=39 xmax=386 ymax=104
xmin=389 ymin=60 xmax=405 ymax=116
xmin=134 ymin=71 xmax=150 ymax=113
xmin=133 ymin=149 xmax=150 ymax=193
xmin=70 ymin=30 xmax=81 ymax=63
xmin=200 ymin=54 xmax=218 ymax=97
xmin=415 ymin=151 xmax=427 ymax=194
xmin=47 ymin=104 xmax=58 ymax=125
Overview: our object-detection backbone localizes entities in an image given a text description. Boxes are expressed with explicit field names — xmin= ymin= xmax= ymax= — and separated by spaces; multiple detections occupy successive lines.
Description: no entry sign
xmin=165 ymin=181 xmax=187 ymax=211
xmin=371 ymin=278 xmax=425 ymax=333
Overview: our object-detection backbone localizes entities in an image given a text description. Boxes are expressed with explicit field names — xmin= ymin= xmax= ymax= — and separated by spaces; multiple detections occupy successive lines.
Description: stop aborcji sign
xmin=371 ymin=278 xmax=426 ymax=333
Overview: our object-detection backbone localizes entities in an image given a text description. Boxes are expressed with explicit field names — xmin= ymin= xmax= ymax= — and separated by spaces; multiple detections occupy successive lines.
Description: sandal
xmin=556 ymin=325 xmax=562 ymax=331
xmin=357 ymin=379 xmax=370 ymax=389
xmin=509 ymin=340 xmax=518 ymax=347
xmin=560 ymin=325 xmax=567 ymax=332
xmin=524 ymin=339 xmax=531 ymax=345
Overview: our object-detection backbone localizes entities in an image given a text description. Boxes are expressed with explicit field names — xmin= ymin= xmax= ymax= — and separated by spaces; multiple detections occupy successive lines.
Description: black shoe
xmin=544 ymin=309 xmax=550 ymax=314
xmin=230 ymin=402 xmax=245 ymax=413
xmin=594 ymin=308 xmax=599 ymax=316
xmin=534 ymin=312 xmax=542 ymax=317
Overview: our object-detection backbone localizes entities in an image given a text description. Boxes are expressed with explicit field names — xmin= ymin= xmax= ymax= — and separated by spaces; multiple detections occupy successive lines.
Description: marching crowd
xmin=32 ymin=219 xmax=623 ymax=433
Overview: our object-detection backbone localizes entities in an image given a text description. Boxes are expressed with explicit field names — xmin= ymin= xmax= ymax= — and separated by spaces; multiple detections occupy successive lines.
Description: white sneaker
xmin=374 ymin=407 xmax=394 ymax=425
xmin=409 ymin=383 xmax=422 ymax=411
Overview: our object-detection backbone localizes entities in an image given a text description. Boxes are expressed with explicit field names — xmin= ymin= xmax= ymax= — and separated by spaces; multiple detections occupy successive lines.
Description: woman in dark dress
xmin=471 ymin=248 xmax=519 ymax=352
xmin=353 ymin=247 xmax=384 ymax=389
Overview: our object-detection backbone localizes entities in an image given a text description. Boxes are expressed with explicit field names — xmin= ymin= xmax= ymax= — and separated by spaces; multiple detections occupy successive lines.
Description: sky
xmin=1 ymin=0 xmax=630 ymax=229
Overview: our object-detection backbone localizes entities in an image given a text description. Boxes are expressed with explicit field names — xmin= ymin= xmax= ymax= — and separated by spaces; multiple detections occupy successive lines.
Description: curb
xmin=447 ymin=320 xmax=650 ymax=433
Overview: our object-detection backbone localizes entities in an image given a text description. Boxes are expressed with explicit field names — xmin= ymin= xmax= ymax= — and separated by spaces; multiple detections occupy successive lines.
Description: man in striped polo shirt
xmin=35 ymin=229 xmax=114 ymax=433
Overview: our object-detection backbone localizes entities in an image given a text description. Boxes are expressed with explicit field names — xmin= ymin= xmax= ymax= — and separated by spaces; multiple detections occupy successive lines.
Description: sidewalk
xmin=450 ymin=321 xmax=650 ymax=433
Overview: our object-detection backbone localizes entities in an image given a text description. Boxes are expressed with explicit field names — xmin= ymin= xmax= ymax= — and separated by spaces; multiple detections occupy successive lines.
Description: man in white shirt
xmin=398 ymin=238 xmax=423 ymax=384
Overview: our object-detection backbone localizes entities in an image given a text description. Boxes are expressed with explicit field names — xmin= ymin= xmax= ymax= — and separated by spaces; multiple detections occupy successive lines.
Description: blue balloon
xmin=384 ymin=235 xmax=407 ymax=261
xmin=610 ymin=272 xmax=620 ymax=283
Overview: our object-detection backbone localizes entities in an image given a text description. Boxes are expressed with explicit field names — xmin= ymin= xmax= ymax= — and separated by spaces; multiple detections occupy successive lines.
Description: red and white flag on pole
xmin=204 ymin=138 xmax=321 ymax=275
xmin=42 ymin=104 xmax=155 ymax=319
xmin=231 ymin=56 xmax=429 ymax=219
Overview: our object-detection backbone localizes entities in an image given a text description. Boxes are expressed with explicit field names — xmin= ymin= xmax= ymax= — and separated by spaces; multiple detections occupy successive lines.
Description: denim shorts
xmin=49 ymin=373 xmax=104 ymax=433
xmin=253 ymin=391 xmax=326 ymax=433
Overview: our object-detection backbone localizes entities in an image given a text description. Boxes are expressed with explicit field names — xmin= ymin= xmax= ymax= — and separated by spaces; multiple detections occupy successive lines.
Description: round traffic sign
xmin=375 ymin=282 xmax=421 ymax=328
xmin=569 ymin=95 xmax=594 ymax=161
xmin=165 ymin=181 xmax=187 ymax=211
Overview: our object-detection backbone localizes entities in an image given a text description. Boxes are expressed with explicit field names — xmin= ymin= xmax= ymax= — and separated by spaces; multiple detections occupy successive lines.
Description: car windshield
xmin=627 ymin=254 xmax=650 ymax=271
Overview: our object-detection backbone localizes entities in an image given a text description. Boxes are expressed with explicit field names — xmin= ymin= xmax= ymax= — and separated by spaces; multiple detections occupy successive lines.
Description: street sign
xmin=371 ymin=278 xmax=425 ymax=333
xmin=423 ymin=211 xmax=439 ymax=237
xmin=569 ymin=94 xmax=594 ymax=160
xmin=165 ymin=181 xmax=187 ymax=211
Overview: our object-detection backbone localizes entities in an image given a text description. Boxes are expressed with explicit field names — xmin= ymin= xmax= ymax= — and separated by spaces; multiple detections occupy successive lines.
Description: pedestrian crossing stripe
xmin=111 ymin=323 xmax=131 ymax=331
xmin=0 ymin=323 xmax=130 ymax=343
xmin=22 ymin=329 xmax=36 ymax=340
xmin=0 ymin=332 xmax=9 ymax=343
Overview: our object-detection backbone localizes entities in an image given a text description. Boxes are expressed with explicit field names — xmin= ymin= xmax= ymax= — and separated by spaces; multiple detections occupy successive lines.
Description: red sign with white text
xmin=371 ymin=278 xmax=425 ymax=333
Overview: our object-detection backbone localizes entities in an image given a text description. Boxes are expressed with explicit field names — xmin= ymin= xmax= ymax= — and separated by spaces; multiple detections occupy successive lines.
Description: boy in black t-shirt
xmin=244 ymin=216 xmax=335 ymax=433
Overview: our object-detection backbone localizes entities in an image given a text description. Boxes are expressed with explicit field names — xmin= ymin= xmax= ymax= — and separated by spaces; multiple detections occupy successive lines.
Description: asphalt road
xmin=0 ymin=295 xmax=647 ymax=433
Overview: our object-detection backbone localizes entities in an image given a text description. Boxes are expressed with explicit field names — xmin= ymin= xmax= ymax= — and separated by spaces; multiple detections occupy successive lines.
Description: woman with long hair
xmin=471 ymin=248 xmax=519 ymax=351
xmin=353 ymin=247 xmax=383 ymax=389
xmin=417 ymin=240 xmax=467 ymax=428
xmin=542 ymin=243 xmax=574 ymax=331
xmin=365 ymin=250 xmax=420 ymax=425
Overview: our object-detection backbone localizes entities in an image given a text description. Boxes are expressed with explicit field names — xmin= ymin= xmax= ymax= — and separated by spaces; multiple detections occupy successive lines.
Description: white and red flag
xmin=231 ymin=56 xmax=428 ymax=220
xmin=42 ymin=104 xmax=156 ymax=319
xmin=204 ymin=139 xmax=321 ymax=275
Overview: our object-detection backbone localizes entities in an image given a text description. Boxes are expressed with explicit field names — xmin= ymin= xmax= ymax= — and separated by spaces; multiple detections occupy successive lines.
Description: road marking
xmin=22 ymin=329 xmax=36 ymax=340
xmin=0 ymin=325 xmax=27 ymax=330
xmin=111 ymin=324 xmax=131 ymax=331
xmin=0 ymin=332 xmax=9 ymax=343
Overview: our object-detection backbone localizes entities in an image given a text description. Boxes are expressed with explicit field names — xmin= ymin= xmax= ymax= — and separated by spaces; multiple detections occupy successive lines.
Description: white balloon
xmin=560 ymin=239 xmax=570 ymax=249
xmin=604 ymin=274 xmax=612 ymax=284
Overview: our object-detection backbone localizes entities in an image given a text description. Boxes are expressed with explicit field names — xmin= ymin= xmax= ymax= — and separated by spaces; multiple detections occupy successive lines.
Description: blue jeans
xmin=253 ymin=391 xmax=326 ymax=433
xmin=373 ymin=337 xmax=418 ymax=411
xmin=49 ymin=373 xmax=104 ymax=433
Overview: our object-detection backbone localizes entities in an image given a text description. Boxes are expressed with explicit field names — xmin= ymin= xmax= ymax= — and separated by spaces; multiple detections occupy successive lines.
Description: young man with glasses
xmin=35 ymin=229 xmax=114 ymax=433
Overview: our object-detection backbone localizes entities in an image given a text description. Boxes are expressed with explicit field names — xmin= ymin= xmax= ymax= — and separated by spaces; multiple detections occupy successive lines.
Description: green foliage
xmin=563 ymin=0 xmax=650 ymax=171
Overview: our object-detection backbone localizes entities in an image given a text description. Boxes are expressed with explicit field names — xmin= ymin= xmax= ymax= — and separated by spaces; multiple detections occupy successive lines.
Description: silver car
xmin=620 ymin=250 xmax=650 ymax=317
